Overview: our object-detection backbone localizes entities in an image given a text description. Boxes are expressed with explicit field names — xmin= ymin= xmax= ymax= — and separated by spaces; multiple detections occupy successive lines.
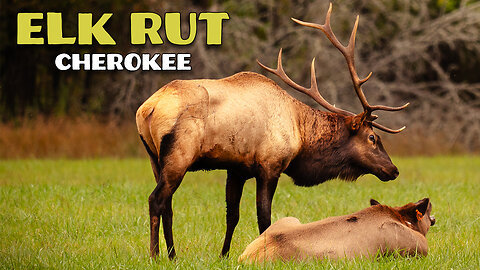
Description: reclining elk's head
xmin=371 ymin=198 xmax=436 ymax=235
xmin=258 ymin=3 xmax=408 ymax=181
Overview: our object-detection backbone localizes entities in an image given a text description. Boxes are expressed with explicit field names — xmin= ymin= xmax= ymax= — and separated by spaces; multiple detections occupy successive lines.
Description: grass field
xmin=0 ymin=157 xmax=479 ymax=269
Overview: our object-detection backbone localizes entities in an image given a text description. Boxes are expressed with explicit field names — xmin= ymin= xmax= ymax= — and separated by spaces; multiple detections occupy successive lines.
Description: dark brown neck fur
xmin=284 ymin=106 xmax=366 ymax=187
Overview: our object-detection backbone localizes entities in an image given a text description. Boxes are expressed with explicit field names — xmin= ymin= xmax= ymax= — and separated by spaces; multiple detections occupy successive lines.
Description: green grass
xmin=0 ymin=157 xmax=479 ymax=269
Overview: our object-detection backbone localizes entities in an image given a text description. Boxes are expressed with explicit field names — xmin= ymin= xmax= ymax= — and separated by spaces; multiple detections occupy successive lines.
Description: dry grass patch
xmin=0 ymin=117 xmax=143 ymax=159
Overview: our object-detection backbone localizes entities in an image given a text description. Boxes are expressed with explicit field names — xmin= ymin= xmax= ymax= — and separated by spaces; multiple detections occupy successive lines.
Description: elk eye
xmin=368 ymin=135 xmax=376 ymax=143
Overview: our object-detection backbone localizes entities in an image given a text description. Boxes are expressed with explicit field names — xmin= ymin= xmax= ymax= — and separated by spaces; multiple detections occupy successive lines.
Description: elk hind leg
xmin=148 ymin=168 xmax=186 ymax=260
xmin=152 ymin=138 xmax=199 ymax=259
xmin=140 ymin=135 xmax=164 ymax=259
xmin=148 ymin=114 xmax=204 ymax=259
xmin=148 ymin=180 xmax=163 ymax=258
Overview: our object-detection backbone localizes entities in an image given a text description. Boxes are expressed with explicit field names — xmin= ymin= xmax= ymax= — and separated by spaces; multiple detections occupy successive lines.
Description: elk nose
xmin=430 ymin=216 xmax=436 ymax=226
xmin=392 ymin=167 xmax=399 ymax=179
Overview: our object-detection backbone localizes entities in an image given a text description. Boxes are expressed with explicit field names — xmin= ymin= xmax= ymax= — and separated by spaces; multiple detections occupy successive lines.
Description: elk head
xmin=258 ymin=3 xmax=408 ymax=181
xmin=371 ymin=198 xmax=436 ymax=235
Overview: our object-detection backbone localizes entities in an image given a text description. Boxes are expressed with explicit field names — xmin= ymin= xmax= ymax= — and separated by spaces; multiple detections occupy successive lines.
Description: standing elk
xmin=136 ymin=3 xmax=408 ymax=259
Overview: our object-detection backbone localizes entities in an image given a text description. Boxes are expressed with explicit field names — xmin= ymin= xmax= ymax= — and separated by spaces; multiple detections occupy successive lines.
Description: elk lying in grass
xmin=239 ymin=198 xmax=436 ymax=263
xmin=136 ymin=3 xmax=408 ymax=259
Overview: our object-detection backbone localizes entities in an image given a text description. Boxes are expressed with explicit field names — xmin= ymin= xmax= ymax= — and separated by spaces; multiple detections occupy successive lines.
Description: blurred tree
xmin=0 ymin=0 xmax=479 ymax=151
xmin=0 ymin=0 xmax=147 ymax=119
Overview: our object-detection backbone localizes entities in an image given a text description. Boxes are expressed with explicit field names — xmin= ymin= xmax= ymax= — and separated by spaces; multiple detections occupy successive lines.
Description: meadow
xmin=0 ymin=157 xmax=479 ymax=269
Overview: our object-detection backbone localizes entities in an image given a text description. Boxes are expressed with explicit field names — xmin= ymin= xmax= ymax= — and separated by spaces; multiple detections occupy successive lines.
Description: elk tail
xmin=140 ymin=134 xmax=158 ymax=165
xmin=136 ymin=84 xmax=182 ymax=181
xmin=137 ymin=103 xmax=158 ymax=157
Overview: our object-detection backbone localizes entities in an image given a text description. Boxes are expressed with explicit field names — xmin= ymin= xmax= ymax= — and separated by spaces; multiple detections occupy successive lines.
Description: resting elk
xmin=136 ymin=3 xmax=408 ymax=259
xmin=239 ymin=198 xmax=436 ymax=262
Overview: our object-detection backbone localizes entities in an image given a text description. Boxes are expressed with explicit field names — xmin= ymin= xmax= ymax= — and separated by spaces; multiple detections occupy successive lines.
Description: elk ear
xmin=370 ymin=199 xmax=381 ymax=206
xmin=415 ymin=198 xmax=430 ymax=216
xmin=346 ymin=114 xmax=364 ymax=133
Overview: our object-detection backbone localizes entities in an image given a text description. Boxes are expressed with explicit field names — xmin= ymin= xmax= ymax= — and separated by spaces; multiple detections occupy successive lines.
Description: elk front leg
xmin=255 ymin=175 xmax=279 ymax=233
xmin=221 ymin=170 xmax=247 ymax=257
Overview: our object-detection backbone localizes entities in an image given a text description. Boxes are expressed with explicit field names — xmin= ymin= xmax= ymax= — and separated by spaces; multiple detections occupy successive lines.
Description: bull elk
xmin=136 ymin=3 xmax=408 ymax=259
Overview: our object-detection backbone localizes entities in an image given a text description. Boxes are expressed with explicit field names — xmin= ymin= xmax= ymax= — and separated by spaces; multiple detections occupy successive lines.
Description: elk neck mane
xmin=284 ymin=105 xmax=366 ymax=187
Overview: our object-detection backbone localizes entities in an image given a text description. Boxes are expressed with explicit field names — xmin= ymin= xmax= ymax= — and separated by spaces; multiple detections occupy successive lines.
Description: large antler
xmin=258 ymin=3 xmax=409 ymax=133
xmin=257 ymin=49 xmax=352 ymax=116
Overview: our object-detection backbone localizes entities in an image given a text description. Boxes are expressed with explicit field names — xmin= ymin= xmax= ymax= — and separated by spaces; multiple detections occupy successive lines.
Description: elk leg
xmin=148 ymin=181 xmax=163 ymax=259
xmin=148 ymin=163 xmax=186 ymax=258
xmin=255 ymin=176 xmax=279 ymax=234
xmin=149 ymin=181 xmax=181 ymax=260
xmin=221 ymin=170 xmax=247 ymax=257
xmin=148 ymin=119 xmax=201 ymax=259
xmin=162 ymin=195 xmax=175 ymax=259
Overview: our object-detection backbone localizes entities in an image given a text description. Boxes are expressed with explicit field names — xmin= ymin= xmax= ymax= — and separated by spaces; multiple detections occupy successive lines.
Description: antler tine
xmin=346 ymin=15 xmax=372 ymax=111
xmin=370 ymin=102 xmax=410 ymax=111
xmin=293 ymin=4 xmax=412 ymax=115
xmin=292 ymin=6 xmax=371 ymax=112
xmin=292 ymin=3 xmax=408 ymax=132
xmin=347 ymin=15 xmax=359 ymax=56
xmin=347 ymin=16 xmax=409 ymax=113
xmin=372 ymin=122 xmax=406 ymax=134
xmin=257 ymin=49 xmax=353 ymax=116
xmin=257 ymin=49 xmax=308 ymax=93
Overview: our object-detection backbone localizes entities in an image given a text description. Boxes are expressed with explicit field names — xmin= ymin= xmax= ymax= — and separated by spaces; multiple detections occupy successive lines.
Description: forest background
xmin=1 ymin=0 xmax=479 ymax=157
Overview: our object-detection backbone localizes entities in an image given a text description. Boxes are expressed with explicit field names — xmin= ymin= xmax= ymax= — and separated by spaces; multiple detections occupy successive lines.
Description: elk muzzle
xmin=379 ymin=165 xmax=399 ymax=181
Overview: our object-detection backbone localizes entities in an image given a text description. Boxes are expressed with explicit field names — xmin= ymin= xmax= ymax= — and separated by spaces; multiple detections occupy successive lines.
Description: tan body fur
xmin=239 ymin=199 xmax=435 ymax=263
xmin=137 ymin=72 xmax=303 ymax=176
